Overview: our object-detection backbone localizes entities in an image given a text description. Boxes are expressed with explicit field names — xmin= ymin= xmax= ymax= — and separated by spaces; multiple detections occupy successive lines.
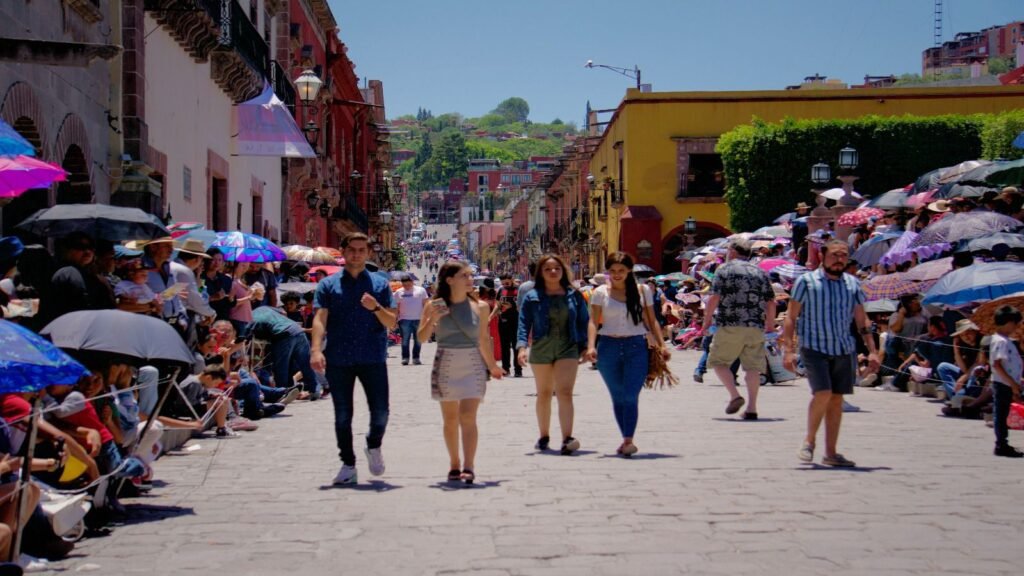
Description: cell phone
xmin=431 ymin=300 xmax=448 ymax=314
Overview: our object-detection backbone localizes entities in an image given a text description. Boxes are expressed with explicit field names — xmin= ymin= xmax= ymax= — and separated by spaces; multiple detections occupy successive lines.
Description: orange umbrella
xmin=971 ymin=293 xmax=1024 ymax=341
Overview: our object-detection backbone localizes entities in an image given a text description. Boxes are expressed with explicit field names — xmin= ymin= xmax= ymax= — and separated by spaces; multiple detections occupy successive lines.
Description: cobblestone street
xmin=49 ymin=345 xmax=1024 ymax=576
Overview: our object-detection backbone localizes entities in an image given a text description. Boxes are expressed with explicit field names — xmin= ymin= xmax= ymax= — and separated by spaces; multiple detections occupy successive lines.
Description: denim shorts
xmin=801 ymin=348 xmax=856 ymax=395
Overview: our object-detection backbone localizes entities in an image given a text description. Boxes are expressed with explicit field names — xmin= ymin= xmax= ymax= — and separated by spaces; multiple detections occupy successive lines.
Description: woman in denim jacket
xmin=517 ymin=254 xmax=590 ymax=455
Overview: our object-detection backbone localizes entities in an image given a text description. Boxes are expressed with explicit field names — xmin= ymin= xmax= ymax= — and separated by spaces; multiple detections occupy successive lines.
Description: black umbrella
xmin=914 ymin=167 xmax=945 ymax=192
xmin=16 ymin=203 xmax=170 ymax=241
xmin=957 ymin=158 xmax=1024 ymax=187
xmin=389 ymin=271 xmax=419 ymax=281
xmin=40 ymin=309 xmax=194 ymax=366
xmin=933 ymin=182 xmax=1001 ymax=200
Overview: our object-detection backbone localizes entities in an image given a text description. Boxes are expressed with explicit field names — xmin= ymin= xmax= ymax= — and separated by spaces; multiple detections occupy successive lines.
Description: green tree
xmin=492 ymin=97 xmax=530 ymax=123
xmin=551 ymin=118 xmax=564 ymax=125
xmin=989 ymin=56 xmax=1015 ymax=75
xmin=414 ymin=132 xmax=432 ymax=169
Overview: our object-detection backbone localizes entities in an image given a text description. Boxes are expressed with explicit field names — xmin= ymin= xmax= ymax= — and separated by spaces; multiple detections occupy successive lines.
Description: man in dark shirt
xmin=243 ymin=264 xmax=278 ymax=309
xmin=41 ymin=232 xmax=116 ymax=324
xmin=251 ymin=305 xmax=318 ymax=397
xmin=312 ymin=232 xmax=396 ymax=485
xmin=898 ymin=316 xmax=954 ymax=390
xmin=497 ymin=273 xmax=521 ymax=377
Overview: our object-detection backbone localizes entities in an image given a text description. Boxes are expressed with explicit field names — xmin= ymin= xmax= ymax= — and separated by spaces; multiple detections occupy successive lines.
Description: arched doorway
xmin=0 ymin=116 xmax=48 ymax=240
xmin=56 ymin=144 xmax=91 ymax=205
xmin=661 ymin=221 xmax=731 ymax=272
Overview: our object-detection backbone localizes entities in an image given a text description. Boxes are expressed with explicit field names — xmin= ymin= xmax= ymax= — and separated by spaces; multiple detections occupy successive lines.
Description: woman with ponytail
xmin=584 ymin=252 xmax=669 ymax=456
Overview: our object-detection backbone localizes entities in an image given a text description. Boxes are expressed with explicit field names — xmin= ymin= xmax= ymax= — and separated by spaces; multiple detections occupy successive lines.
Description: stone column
xmin=806 ymin=189 xmax=831 ymax=270
xmin=832 ymin=174 xmax=861 ymax=246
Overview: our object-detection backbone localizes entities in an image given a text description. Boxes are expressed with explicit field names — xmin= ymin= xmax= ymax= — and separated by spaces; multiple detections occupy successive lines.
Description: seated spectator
xmin=896 ymin=316 xmax=953 ymax=394
xmin=936 ymin=320 xmax=986 ymax=401
xmin=208 ymin=320 xmax=293 ymax=417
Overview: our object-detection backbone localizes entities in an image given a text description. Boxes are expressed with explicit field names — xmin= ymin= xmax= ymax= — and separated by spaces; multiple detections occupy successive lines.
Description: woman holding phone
xmin=517 ymin=254 xmax=590 ymax=455
xmin=418 ymin=261 xmax=504 ymax=484
xmin=584 ymin=252 xmax=670 ymax=457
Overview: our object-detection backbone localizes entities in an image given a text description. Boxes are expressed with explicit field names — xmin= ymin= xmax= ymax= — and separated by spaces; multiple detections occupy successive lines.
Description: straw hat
xmin=125 ymin=236 xmax=175 ymax=250
xmin=926 ymin=200 xmax=951 ymax=213
xmin=174 ymin=238 xmax=211 ymax=259
xmin=950 ymin=319 xmax=979 ymax=337
xmin=794 ymin=202 xmax=811 ymax=211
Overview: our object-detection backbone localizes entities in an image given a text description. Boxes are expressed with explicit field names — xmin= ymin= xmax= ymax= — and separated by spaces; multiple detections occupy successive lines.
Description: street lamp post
xmin=294 ymin=69 xmax=323 ymax=147
xmin=684 ymin=216 xmax=697 ymax=250
xmin=585 ymin=60 xmax=642 ymax=90
xmin=807 ymin=161 xmax=834 ymax=270
xmin=833 ymin=145 xmax=861 ymax=244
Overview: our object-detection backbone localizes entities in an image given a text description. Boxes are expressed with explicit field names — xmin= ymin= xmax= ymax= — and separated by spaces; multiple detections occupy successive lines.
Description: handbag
xmin=1008 ymin=402 xmax=1024 ymax=431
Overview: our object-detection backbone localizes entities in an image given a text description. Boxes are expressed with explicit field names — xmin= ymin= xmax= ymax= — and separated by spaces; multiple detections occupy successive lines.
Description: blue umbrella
xmin=851 ymin=231 xmax=903 ymax=266
xmin=0 ymin=118 xmax=35 ymax=157
xmin=965 ymin=231 xmax=1024 ymax=252
xmin=0 ymin=319 xmax=88 ymax=394
xmin=212 ymin=231 xmax=286 ymax=263
xmin=1012 ymin=131 xmax=1024 ymax=150
xmin=921 ymin=261 xmax=1024 ymax=307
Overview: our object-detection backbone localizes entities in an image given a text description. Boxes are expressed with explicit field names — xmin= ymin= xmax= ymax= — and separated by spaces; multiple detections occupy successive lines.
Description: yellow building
xmin=583 ymin=85 xmax=1024 ymax=273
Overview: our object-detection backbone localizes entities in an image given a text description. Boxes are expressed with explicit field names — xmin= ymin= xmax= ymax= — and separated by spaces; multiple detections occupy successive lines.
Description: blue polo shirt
xmin=313 ymin=268 xmax=394 ymax=366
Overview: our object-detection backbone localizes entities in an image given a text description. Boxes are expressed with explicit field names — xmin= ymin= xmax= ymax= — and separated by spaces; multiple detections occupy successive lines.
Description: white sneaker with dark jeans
xmin=333 ymin=464 xmax=358 ymax=485
xmin=365 ymin=447 xmax=385 ymax=476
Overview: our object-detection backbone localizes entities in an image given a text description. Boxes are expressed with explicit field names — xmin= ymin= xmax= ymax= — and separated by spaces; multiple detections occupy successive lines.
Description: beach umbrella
xmin=0 ymin=155 xmax=67 ymax=199
xmin=971 ymin=292 xmax=1024 ymax=342
xmin=866 ymin=187 xmax=912 ymax=209
xmin=911 ymin=212 xmax=1022 ymax=248
xmin=958 ymin=158 xmax=1024 ymax=187
xmin=921 ymin=261 xmax=1024 ymax=307
xmin=861 ymin=274 xmax=937 ymax=301
xmin=837 ymin=207 xmax=886 ymax=228
xmin=16 ymin=203 xmax=170 ymax=241
xmin=42 ymin=309 xmax=195 ymax=366
xmin=0 ymin=319 xmax=89 ymax=562
xmin=212 ymin=231 xmax=286 ymax=263
xmin=0 ymin=119 xmax=35 ymax=157
xmin=820 ymin=188 xmax=863 ymax=201
xmin=851 ymin=231 xmax=903 ymax=267
xmin=965 ymin=231 xmax=1024 ymax=252
xmin=282 ymin=244 xmax=336 ymax=264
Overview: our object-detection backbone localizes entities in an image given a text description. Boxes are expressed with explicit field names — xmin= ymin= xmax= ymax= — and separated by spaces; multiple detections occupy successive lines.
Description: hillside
xmin=390 ymin=97 xmax=578 ymax=192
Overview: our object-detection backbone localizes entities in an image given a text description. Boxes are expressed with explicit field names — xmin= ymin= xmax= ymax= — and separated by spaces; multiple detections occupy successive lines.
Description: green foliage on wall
xmin=980 ymin=108 xmax=1024 ymax=161
xmin=716 ymin=114 xmax=988 ymax=232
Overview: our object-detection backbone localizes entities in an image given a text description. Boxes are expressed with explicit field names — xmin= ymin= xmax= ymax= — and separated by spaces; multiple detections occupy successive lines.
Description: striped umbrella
xmin=773 ymin=263 xmax=808 ymax=283
xmin=922 ymin=261 xmax=1024 ymax=307
xmin=212 ymin=231 xmax=286 ymax=263
xmin=861 ymin=274 xmax=937 ymax=301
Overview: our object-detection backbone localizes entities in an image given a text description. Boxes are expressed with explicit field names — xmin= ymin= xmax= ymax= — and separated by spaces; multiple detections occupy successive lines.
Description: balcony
xmin=210 ymin=1 xmax=268 ymax=102
xmin=146 ymin=0 xmax=222 ymax=61
xmin=270 ymin=60 xmax=296 ymax=111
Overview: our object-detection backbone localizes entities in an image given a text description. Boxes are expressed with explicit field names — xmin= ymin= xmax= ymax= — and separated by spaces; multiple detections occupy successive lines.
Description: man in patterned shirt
xmin=702 ymin=238 xmax=776 ymax=420
xmin=783 ymin=240 xmax=879 ymax=467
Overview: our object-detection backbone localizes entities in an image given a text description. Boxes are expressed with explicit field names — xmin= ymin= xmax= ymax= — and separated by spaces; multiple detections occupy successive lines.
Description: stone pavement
xmin=47 ymin=346 xmax=1024 ymax=576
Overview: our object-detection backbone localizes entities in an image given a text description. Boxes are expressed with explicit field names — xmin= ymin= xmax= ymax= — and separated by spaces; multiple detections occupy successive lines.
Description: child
xmin=989 ymin=305 xmax=1023 ymax=458
xmin=114 ymin=259 xmax=160 ymax=305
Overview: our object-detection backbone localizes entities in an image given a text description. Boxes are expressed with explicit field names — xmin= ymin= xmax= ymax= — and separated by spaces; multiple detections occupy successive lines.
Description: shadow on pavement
xmin=710 ymin=417 xmax=787 ymax=423
xmin=598 ymin=452 xmax=679 ymax=460
xmin=318 ymin=480 xmax=402 ymax=492
xmin=523 ymin=450 xmax=599 ymax=457
xmin=796 ymin=464 xmax=893 ymax=473
xmin=118 ymin=504 xmax=196 ymax=526
xmin=429 ymin=480 xmax=505 ymax=491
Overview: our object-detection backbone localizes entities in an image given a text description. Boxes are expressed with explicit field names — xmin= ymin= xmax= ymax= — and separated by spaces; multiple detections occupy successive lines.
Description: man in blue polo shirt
xmin=311 ymin=232 xmax=397 ymax=485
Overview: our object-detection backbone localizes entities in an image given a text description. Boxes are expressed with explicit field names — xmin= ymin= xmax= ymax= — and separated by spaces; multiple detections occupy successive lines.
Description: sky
xmin=327 ymin=0 xmax=1023 ymax=125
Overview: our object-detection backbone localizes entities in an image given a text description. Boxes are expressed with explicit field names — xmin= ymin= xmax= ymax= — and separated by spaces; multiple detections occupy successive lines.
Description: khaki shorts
xmin=708 ymin=326 xmax=765 ymax=372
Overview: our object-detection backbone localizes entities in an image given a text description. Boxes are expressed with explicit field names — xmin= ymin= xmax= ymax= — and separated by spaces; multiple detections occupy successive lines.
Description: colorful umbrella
xmin=0 ymin=154 xmax=67 ymax=198
xmin=0 ymin=118 xmax=35 ymax=157
xmin=315 ymin=246 xmax=342 ymax=258
xmin=773 ymin=263 xmax=808 ymax=283
xmin=861 ymin=274 xmax=937 ymax=301
xmin=900 ymin=257 xmax=953 ymax=282
xmin=167 ymin=221 xmax=205 ymax=238
xmin=758 ymin=258 xmax=793 ymax=272
xmin=282 ymin=244 xmax=337 ymax=264
xmin=212 ymin=231 xmax=286 ymax=263
xmin=911 ymin=212 xmax=1023 ymax=248
xmin=837 ymin=207 xmax=886 ymax=228
xmin=0 ymin=319 xmax=89 ymax=394
xmin=880 ymin=231 xmax=951 ymax=267
xmin=904 ymin=189 xmax=938 ymax=209
xmin=971 ymin=292 xmax=1024 ymax=342
xmin=921 ymin=261 xmax=1024 ymax=307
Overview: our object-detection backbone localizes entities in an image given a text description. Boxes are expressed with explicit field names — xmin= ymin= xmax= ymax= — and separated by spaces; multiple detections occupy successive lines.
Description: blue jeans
xmin=398 ymin=319 xmax=421 ymax=361
xmin=937 ymin=362 xmax=962 ymax=399
xmin=597 ymin=336 xmax=648 ymax=438
xmin=98 ymin=440 xmax=145 ymax=479
xmin=271 ymin=334 xmax=319 ymax=394
xmin=326 ymin=363 xmax=389 ymax=466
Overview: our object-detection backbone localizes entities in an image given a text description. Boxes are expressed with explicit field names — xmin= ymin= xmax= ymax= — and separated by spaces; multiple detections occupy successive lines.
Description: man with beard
xmin=783 ymin=240 xmax=878 ymax=468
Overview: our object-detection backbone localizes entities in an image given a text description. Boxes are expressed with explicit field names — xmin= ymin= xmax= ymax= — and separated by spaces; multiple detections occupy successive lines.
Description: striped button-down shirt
xmin=791 ymin=268 xmax=865 ymax=356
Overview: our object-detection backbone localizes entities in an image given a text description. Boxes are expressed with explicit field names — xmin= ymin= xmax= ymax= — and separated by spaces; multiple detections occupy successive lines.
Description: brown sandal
xmin=725 ymin=396 xmax=745 ymax=415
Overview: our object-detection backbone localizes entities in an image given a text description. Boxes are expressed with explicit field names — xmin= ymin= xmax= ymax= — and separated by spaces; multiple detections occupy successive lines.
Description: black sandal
xmin=460 ymin=469 xmax=475 ymax=485
xmin=447 ymin=469 xmax=461 ymax=482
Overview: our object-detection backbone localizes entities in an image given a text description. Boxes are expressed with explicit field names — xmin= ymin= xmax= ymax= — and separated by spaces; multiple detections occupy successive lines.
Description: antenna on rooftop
xmin=933 ymin=0 xmax=943 ymax=79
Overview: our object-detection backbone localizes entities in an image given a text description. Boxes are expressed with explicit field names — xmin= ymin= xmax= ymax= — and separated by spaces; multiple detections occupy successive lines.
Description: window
xmin=477 ymin=174 xmax=488 ymax=186
xmin=478 ymin=186 xmax=488 ymax=194
xmin=685 ymin=154 xmax=725 ymax=197
xmin=501 ymin=174 xmax=510 ymax=183
xmin=183 ymin=166 xmax=192 ymax=202
xmin=252 ymin=195 xmax=263 ymax=235
xmin=236 ymin=201 xmax=243 ymax=231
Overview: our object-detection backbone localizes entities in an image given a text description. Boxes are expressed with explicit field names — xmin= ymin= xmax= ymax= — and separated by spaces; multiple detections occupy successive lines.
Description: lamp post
xmin=585 ymin=60 xmax=642 ymax=90
xmin=684 ymin=216 xmax=697 ymax=249
xmin=807 ymin=161 xmax=834 ymax=270
xmin=833 ymin=145 xmax=861 ymax=244
xmin=294 ymin=69 xmax=323 ymax=148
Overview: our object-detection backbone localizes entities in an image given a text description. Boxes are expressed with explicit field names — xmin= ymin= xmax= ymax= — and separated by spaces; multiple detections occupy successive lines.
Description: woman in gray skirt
xmin=418 ymin=261 xmax=504 ymax=484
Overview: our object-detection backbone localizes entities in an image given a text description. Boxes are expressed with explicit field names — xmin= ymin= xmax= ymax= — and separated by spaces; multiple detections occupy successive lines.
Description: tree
xmin=414 ymin=132 xmax=432 ymax=169
xmin=551 ymin=118 xmax=564 ymax=125
xmin=492 ymin=97 xmax=530 ymax=123
xmin=989 ymin=56 xmax=1015 ymax=75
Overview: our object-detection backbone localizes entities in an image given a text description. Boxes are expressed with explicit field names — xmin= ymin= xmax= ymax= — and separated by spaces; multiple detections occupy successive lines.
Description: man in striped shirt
xmin=783 ymin=240 xmax=879 ymax=467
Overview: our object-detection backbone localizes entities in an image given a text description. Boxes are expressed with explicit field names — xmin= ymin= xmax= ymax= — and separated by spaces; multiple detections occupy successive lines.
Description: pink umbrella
xmin=905 ymin=188 xmax=937 ymax=209
xmin=0 ymin=155 xmax=66 ymax=198
xmin=758 ymin=258 xmax=792 ymax=272
xmin=837 ymin=207 xmax=885 ymax=228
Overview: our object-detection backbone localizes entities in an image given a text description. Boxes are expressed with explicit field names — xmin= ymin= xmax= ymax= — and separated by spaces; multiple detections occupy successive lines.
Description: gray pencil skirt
xmin=431 ymin=347 xmax=488 ymax=401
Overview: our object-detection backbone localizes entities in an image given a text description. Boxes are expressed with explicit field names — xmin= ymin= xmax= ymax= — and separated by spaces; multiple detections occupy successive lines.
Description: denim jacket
xmin=516 ymin=287 xmax=590 ymax=350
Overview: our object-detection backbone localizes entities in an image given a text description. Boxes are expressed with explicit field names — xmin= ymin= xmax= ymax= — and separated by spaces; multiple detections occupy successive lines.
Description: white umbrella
xmin=820 ymin=188 xmax=864 ymax=201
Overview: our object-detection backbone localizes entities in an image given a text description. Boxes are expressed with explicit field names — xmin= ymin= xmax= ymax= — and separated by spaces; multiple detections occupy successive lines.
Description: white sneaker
xmin=365 ymin=447 xmax=385 ymax=476
xmin=332 ymin=464 xmax=358 ymax=485
xmin=858 ymin=373 xmax=879 ymax=387
xmin=842 ymin=400 xmax=861 ymax=413
xmin=20 ymin=554 xmax=49 ymax=572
